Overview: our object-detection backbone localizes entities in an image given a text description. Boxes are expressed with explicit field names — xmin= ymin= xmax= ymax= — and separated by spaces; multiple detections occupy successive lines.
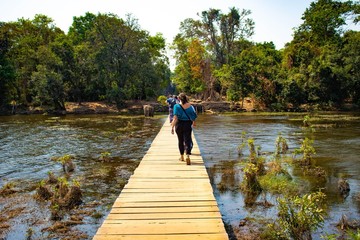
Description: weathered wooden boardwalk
xmin=93 ymin=120 xmax=228 ymax=240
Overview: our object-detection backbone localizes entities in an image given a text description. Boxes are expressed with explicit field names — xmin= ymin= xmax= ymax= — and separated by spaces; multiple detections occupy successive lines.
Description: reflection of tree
xmin=243 ymin=190 xmax=261 ymax=207
xmin=209 ymin=161 xmax=239 ymax=193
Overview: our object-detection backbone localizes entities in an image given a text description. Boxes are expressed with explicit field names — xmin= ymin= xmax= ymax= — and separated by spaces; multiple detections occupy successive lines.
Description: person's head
xmin=178 ymin=93 xmax=188 ymax=104
xmin=174 ymin=95 xmax=178 ymax=99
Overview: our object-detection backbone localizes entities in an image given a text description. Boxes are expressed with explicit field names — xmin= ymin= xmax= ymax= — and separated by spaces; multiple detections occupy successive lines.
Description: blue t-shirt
xmin=173 ymin=104 xmax=197 ymax=121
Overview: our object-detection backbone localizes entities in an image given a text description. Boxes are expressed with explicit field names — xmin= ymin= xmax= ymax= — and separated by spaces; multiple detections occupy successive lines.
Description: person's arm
xmin=191 ymin=105 xmax=197 ymax=127
xmin=171 ymin=115 xmax=177 ymax=134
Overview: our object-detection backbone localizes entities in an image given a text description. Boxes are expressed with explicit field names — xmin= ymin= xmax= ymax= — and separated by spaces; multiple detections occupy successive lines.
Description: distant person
xmin=171 ymin=93 xmax=197 ymax=165
xmin=166 ymin=95 xmax=179 ymax=123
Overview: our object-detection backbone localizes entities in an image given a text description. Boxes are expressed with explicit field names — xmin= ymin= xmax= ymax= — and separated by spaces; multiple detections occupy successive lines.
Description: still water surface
xmin=0 ymin=113 xmax=359 ymax=239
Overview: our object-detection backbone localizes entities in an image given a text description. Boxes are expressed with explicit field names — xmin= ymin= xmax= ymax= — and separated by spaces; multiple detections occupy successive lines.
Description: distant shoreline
xmin=1 ymin=100 xmax=358 ymax=116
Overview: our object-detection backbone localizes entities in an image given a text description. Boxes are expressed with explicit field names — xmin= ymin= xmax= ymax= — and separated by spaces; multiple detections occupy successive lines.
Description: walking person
xmin=171 ymin=93 xmax=197 ymax=165
xmin=166 ymin=95 xmax=179 ymax=123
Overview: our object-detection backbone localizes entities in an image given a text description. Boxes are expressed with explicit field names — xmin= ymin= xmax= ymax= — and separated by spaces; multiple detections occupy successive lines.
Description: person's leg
xmin=183 ymin=122 xmax=193 ymax=155
xmin=183 ymin=121 xmax=193 ymax=165
xmin=169 ymin=109 xmax=174 ymax=123
xmin=175 ymin=122 xmax=185 ymax=159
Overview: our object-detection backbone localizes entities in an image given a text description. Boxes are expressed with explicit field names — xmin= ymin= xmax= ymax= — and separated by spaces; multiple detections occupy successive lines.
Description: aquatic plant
xmin=321 ymin=229 xmax=360 ymax=240
xmin=242 ymin=163 xmax=262 ymax=192
xmin=338 ymin=178 xmax=350 ymax=198
xmin=266 ymin=191 xmax=326 ymax=240
xmin=259 ymin=173 xmax=296 ymax=196
xmin=248 ymin=138 xmax=256 ymax=158
xmin=303 ymin=115 xmax=311 ymax=127
xmin=99 ymin=152 xmax=111 ymax=162
xmin=57 ymin=177 xmax=69 ymax=198
xmin=293 ymin=138 xmax=316 ymax=166
xmin=51 ymin=154 xmax=75 ymax=173
xmin=36 ymin=180 xmax=53 ymax=200
xmin=92 ymin=211 xmax=104 ymax=219
xmin=47 ymin=171 xmax=58 ymax=184
xmin=275 ymin=133 xmax=289 ymax=157
xmin=26 ymin=227 xmax=34 ymax=240
xmin=61 ymin=184 xmax=83 ymax=208
xmin=237 ymin=131 xmax=247 ymax=156
xmin=337 ymin=214 xmax=360 ymax=230
xmin=50 ymin=203 xmax=62 ymax=220
xmin=346 ymin=229 xmax=360 ymax=239
xmin=0 ymin=182 xmax=17 ymax=196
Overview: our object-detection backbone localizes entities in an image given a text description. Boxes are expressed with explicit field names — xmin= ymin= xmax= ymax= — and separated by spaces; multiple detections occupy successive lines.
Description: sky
xmin=0 ymin=0 xmax=314 ymax=48
xmin=1 ymin=0 xmax=357 ymax=68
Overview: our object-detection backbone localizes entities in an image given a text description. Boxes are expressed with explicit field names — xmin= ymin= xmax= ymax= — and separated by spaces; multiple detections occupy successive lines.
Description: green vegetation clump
xmin=293 ymin=138 xmax=316 ymax=166
xmin=99 ymin=152 xmax=111 ymax=162
xmin=241 ymin=163 xmax=262 ymax=192
xmin=259 ymin=173 xmax=296 ymax=195
xmin=51 ymin=154 xmax=75 ymax=173
xmin=264 ymin=191 xmax=326 ymax=240
xmin=157 ymin=95 xmax=167 ymax=106
xmin=0 ymin=182 xmax=17 ymax=196
xmin=275 ymin=133 xmax=289 ymax=157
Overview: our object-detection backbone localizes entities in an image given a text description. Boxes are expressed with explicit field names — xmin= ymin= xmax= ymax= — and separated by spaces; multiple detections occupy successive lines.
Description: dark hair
xmin=178 ymin=93 xmax=188 ymax=104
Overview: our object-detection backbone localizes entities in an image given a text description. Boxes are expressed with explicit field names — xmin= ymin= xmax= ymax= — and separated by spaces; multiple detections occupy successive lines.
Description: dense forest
xmin=0 ymin=0 xmax=359 ymax=112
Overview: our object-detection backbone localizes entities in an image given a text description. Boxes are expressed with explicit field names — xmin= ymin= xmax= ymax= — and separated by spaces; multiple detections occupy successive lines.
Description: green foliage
xmin=247 ymin=138 xmax=256 ymax=157
xmin=237 ymin=131 xmax=247 ymax=156
xmin=0 ymin=13 xmax=170 ymax=111
xmin=0 ymin=2 xmax=359 ymax=111
xmin=294 ymin=138 xmax=316 ymax=166
xmin=303 ymin=115 xmax=311 ymax=127
xmin=99 ymin=151 xmax=111 ymax=162
xmin=259 ymin=173 xmax=296 ymax=195
xmin=267 ymin=191 xmax=326 ymax=240
xmin=275 ymin=133 xmax=289 ymax=157
xmin=51 ymin=154 xmax=75 ymax=172
xmin=242 ymin=163 xmax=262 ymax=192
xmin=157 ymin=95 xmax=168 ymax=107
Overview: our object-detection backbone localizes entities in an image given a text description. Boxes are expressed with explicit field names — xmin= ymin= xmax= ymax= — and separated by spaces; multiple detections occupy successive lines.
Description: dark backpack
xmin=169 ymin=98 xmax=177 ymax=108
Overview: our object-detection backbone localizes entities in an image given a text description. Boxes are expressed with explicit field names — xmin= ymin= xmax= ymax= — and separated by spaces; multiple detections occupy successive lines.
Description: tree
xmin=281 ymin=0 xmax=359 ymax=106
xmin=172 ymin=7 xmax=254 ymax=100
xmin=200 ymin=7 xmax=254 ymax=66
xmin=0 ymin=22 xmax=16 ymax=108
xmin=341 ymin=30 xmax=360 ymax=104
xmin=297 ymin=0 xmax=356 ymax=45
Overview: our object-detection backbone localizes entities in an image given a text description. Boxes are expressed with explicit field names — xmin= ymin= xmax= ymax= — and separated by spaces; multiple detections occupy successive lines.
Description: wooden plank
xmin=105 ymin=211 xmax=222 ymax=220
xmin=95 ymin=219 xmax=225 ymax=234
xmin=109 ymin=206 xmax=220 ymax=214
xmin=93 ymin=119 xmax=228 ymax=239
xmin=94 ymin=233 xmax=228 ymax=240
xmin=112 ymin=200 xmax=218 ymax=208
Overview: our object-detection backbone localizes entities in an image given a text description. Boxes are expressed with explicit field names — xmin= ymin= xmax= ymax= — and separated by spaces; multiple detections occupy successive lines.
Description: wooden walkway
xmin=93 ymin=119 xmax=228 ymax=240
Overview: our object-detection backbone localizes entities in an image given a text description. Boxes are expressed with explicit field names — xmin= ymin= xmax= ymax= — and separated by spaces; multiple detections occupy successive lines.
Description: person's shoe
xmin=186 ymin=155 xmax=191 ymax=165
xmin=179 ymin=155 xmax=184 ymax=161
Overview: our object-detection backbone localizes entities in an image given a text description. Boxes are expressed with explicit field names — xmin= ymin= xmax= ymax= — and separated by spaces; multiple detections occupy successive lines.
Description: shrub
xmin=267 ymin=191 xmax=326 ymax=240
xmin=293 ymin=138 xmax=316 ymax=166
xmin=157 ymin=95 xmax=167 ymax=106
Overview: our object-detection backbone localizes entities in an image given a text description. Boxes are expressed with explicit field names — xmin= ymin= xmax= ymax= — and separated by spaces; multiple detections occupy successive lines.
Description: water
xmin=194 ymin=112 xmax=360 ymax=239
xmin=0 ymin=114 xmax=165 ymax=239
xmin=0 ymin=112 xmax=359 ymax=239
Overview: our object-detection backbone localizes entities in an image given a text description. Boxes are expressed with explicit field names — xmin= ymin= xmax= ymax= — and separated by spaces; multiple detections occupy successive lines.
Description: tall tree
xmin=282 ymin=0 xmax=359 ymax=105
xmin=172 ymin=7 xmax=254 ymax=100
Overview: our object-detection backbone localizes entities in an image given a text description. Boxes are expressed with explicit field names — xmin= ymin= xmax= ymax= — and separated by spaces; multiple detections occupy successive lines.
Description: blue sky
xmin=1 ymin=0 xmax=314 ymax=49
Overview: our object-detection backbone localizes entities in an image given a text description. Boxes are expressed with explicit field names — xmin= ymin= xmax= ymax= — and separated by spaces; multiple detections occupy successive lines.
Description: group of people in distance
xmin=166 ymin=93 xmax=197 ymax=165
